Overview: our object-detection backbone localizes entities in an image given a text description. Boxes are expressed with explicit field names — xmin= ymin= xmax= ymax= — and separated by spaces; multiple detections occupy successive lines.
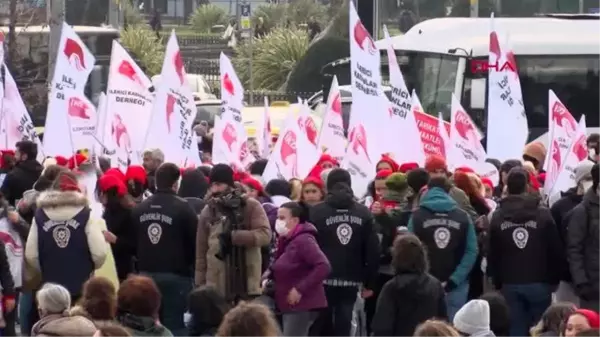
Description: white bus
xmin=311 ymin=15 xmax=600 ymax=145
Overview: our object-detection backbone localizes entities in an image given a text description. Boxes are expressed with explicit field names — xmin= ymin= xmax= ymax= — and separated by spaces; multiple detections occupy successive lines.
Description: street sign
xmin=240 ymin=3 xmax=251 ymax=31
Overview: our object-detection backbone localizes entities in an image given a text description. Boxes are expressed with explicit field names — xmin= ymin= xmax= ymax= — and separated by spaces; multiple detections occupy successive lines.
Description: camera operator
xmin=195 ymin=164 xmax=272 ymax=304
xmin=131 ymin=162 xmax=198 ymax=335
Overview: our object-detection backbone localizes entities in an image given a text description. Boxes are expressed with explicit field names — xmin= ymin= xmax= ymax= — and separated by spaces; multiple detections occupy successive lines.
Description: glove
xmin=444 ymin=280 xmax=458 ymax=293
xmin=577 ymin=283 xmax=599 ymax=301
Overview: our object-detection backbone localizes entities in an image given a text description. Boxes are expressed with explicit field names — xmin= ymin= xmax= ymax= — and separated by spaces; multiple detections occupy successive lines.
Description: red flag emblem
xmin=64 ymin=38 xmax=87 ymax=71
xmin=222 ymin=73 xmax=235 ymax=96
xmin=348 ymin=124 xmax=371 ymax=163
xmin=353 ymin=21 xmax=377 ymax=55
xmin=68 ymin=97 xmax=91 ymax=119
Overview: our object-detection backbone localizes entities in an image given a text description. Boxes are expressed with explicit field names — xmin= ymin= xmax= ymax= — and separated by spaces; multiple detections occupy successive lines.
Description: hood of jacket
xmin=33 ymin=314 xmax=97 ymax=336
xmin=119 ymin=312 xmax=169 ymax=335
xmin=419 ymin=187 xmax=457 ymax=213
xmin=36 ymin=190 xmax=88 ymax=209
xmin=498 ymin=194 xmax=541 ymax=223
xmin=16 ymin=159 xmax=43 ymax=176
xmin=288 ymin=222 xmax=317 ymax=240
xmin=325 ymin=183 xmax=355 ymax=208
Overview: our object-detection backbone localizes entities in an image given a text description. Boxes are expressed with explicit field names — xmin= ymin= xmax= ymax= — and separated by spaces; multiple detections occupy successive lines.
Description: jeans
xmin=502 ymin=283 xmax=552 ymax=336
xmin=445 ymin=282 xmax=469 ymax=322
xmin=146 ymin=272 xmax=193 ymax=336
xmin=19 ymin=292 xmax=33 ymax=336
xmin=282 ymin=311 xmax=318 ymax=336
xmin=309 ymin=286 xmax=357 ymax=336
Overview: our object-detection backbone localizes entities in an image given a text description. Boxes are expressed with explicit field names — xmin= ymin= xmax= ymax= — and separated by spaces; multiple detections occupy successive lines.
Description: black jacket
xmin=550 ymin=188 xmax=583 ymax=282
xmin=0 ymin=240 xmax=14 ymax=298
xmin=374 ymin=207 xmax=411 ymax=268
xmin=103 ymin=205 xmax=136 ymax=281
xmin=131 ymin=189 xmax=198 ymax=277
xmin=0 ymin=160 xmax=42 ymax=206
xmin=371 ymin=273 xmax=446 ymax=336
xmin=309 ymin=183 xmax=380 ymax=289
xmin=488 ymin=194 xmax=563 ymax=288
xmin=567 ymin=188 xmax=599 ymax=300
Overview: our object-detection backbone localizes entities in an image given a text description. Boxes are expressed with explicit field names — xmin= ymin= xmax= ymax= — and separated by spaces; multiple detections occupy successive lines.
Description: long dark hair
xmin=96 ymin=183 xmax=134 ymax=210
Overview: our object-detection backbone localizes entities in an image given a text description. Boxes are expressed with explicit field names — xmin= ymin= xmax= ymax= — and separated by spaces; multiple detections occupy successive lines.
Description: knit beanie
xmin=375 ymin=169 xmax=393 ymax=180
xmin=385 ymin=173 xmax=408 ymax=193
xmin=407 ymin=168 xmax=430 ymax=193
xmin=574 ymin=309 xmax=600 ymax=329
xmin=424 ymin=155 xmax=447 ymax=173
xmin=209 ymin=164 xmax=234 ymax=187
xmin=398 ymin=162 xmax=419 ymax=173
xmin=376 ymin=154 xmax=399 ymax=172
xmin=326 ymin=168 xmax=352 ymax=191
xmin=453 ymin=299 xmax=491 ymax=336
xmin=523 ymin=141 xmax=547 ymax=168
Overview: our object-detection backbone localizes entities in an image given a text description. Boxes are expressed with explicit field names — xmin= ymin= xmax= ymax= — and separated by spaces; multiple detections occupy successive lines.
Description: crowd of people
xmin=0 ymin=132 xmax=595 ymax=337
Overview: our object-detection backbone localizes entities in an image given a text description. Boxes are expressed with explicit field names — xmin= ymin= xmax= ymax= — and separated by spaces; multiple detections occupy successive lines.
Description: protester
xmin=216 ymin=301 xmax=280 ymax=336
xmin=494 ymin=160 xmax=522 ymax=199
xmin=408 ymin=176 xmax=478 ymax=320
xmin=1 ymin=141 xmax=43 ymax=206
xmin=308 ymin=168 xmax=379 ymax=336
xmin=187 ymin=286 xmax=230 ymax=336
xmin=564 ymin=309 xmax=600 ymax=337
xmin=249 ymin=159 xmax=268 ymax=176
xmin=70 ymin=276 xmax=117 ymax=327
xmin=371 ymin=234 xmax=446 ymax=336
xmin=567 ymin=163 xmax=599 ymax=312
xmin=300 ymin=176 xmax=325 ymax=206
xmin=373 ymin=169 xmax=392 ymax=201
xmin=0 ymin=150 xmax=16 ymax=174
xmin=195 ymin=164 xmax=272 ymax=303
xmin=96 ymin=174 xmax=135 ymax=282
xmin=479 ymin=292 xmax=510 ymax=337
xmin=424 ymin=155 xmax=477 ymax=218
xmin=31 ymin=283 xmax=97 ymax=336
xmin=125 ymin=165 xmax=148 ymax=203
xmin=265 ymin=179 xmax=292 ymax=207
xmin=177 ymin=168 xmax=209 ymax=214
xmin=523 ymin=141 xmax=547 ymax=172
xmin=530 ymin=302 xmax=577 ymax=337
xmin=117 ymin=275 xmax=172 ymax=336
xmin=413 ymin=319 xmax=460 ymax=337
xmin=26 ymin=171 xmax=108 ymax=301
xmin=376 ymin=154 xmax=400 ymax=172
xmin=142 ymin=149 xmax=164 ymax=193
xmin=406 ymin=168 xmax=430 ymax=210
xmin=487 ymin=167 xmax=563 ymax=336
xmin=453 ymin=299 xmax=496 ymax=337
xmin=289 ymin=178 xmax=303 ymax=201
xmin=265 ymin=201 xmax=330 ymax=336
xmin=551 ymin=160 xmax=594 ymax=304
xmin=587 ymin=133 xmax=599 ymax=163
xmin=131 ymin=163 xmax=197 ymax=335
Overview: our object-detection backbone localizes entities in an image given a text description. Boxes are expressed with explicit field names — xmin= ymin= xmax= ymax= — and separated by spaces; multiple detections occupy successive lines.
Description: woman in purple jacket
xmin=269 ymin=201 xmax=331 ymax=336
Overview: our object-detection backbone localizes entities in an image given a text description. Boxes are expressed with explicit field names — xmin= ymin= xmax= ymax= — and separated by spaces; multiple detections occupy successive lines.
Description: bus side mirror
xmin=470 ymin=78 xmax=486 ymax=110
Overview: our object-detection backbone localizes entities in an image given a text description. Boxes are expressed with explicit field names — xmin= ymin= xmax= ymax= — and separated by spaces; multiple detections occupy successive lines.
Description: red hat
xmin=455 ymin=166 xmax=475 ymax=174
xmin=317 ymin=154 xmax=339 ymax=168
xmin=574 ymin=309 xmax=600 ymax=329
xmin=126 ymin=165 xmax=147 ymax=185
xmin=56 ymin=172 xmax=81 ymax=193
xmin=425 ymin=155 xmax=447 ymax=173
xmin=67 ymin=154 xmax=88 ymax=170
xmin=98 ymin=174 xmax=127 ymax=197
xmin=241 ymin=177 xmax=264 ymax=194
xmin=376 ymin=154 xmax=399 ymax=172
xmin=234 ymin=170 xmax=251 ymax=182
xmin=1 ymin=150 xmax=15 ymax=157
xmin=375 ymin=169 xmax=393 ymax=180
xmin=104 ymin=168 xmax=127 ymax=183
xmin=54 ymin=156 xmax=69 ymax=167
xmin=481 ymin=177 xmax=494 ymax=190
xmin=398 ymin=162 xmax=419 ymax=173
xmin=303 ymin=176 xmax=324 ymax=190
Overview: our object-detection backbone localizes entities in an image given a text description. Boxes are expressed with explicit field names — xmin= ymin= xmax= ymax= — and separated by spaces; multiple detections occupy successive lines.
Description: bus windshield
xmin=385 ymin=52 xmax=459 ymax=119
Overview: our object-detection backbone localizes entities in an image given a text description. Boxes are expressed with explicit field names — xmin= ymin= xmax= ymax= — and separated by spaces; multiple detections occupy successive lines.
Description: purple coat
xmin=271 ymin=223 xmax=330 ymax=313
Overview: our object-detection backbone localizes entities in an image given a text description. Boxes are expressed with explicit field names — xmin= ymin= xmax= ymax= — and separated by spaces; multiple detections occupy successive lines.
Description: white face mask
xmin=275 ymin=219 xmax=289 ymax=236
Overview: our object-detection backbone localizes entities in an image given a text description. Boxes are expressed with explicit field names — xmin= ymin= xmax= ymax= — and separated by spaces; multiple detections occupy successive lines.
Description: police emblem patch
xmin=52 ymin=225 xmax=71 ymax=248
xmin=336 ymin=223 xmax=353 ymax=245
xmin=512 ymin=227 xmax=529 ymax=249
xmin=434 ymin=227 xmax=451 ymax=249
xmin=148 ymin=223 xmax=162 ymax=244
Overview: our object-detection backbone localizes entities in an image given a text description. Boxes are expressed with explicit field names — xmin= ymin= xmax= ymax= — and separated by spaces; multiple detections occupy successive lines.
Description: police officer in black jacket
xmin=309 ymin=168 xmax=380 ymax=336
xmin=131 ymin=163 xmax=197 ymax=336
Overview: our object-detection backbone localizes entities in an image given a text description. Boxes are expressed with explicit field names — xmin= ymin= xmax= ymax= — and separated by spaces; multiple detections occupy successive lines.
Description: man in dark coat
xmin=567 ymin=163 xmax=599 ymax=312
xmin=1 ymin=141 xmax=42 ymax=206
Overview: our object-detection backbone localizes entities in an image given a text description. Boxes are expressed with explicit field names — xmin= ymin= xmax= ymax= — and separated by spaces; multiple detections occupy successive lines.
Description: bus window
xmin=517 ymin=55 xmax=599 ymax=128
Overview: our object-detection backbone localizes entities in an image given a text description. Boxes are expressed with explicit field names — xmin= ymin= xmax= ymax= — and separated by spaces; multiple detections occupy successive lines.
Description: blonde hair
xmin=216 ymin=302 xmax=280 ymax=337
xmin=289 ymin=178 xmax=303 ymax=201
xmin=468 ymin=173 xmax=485 ymax=198
xmin=523 ymin=161 xmax=537 ymax=174
xmin=413 ymin=320 xmax=460 ymax=337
